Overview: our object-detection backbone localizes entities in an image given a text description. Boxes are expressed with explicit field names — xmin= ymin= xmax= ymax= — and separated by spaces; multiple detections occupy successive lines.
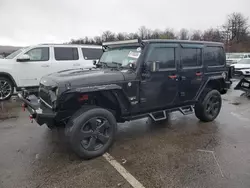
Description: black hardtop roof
xmin=102 ymin=39 xmax=224 ymax=47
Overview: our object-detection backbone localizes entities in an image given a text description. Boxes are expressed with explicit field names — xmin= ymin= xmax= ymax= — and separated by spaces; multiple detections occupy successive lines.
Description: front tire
xmin=66 ymin=107 xmax=117 ymax=159
xmin=195 ymin=89 xmax=222 ymax=122
xmin=0 ymin=77 xmax=14 ymax=101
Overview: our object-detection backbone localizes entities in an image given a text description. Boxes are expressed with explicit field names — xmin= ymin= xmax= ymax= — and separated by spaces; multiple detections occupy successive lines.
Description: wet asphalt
xmin=1 ymin=80 xmax=250 ymax=188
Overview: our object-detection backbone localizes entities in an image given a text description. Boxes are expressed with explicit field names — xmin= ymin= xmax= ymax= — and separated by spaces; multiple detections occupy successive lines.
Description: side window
xmin=54 ymin=47 xmax=79 ymax=61
xmin=181 ymin=48 xmax=202 ymax=67
xmin=248 ymin=55 xmax=250 ymax=58
xmin=81 ymin=48 xmax=103 ymax=60
xmin=146 ymin=47 xmax=175 ymax=69
xmin=244 ymin=55 xmax=248 ymax=58
xmin=25 ymin=47 xmax=49 ymax=61
xmin=204 ymin=46 xmax=225 ymax=66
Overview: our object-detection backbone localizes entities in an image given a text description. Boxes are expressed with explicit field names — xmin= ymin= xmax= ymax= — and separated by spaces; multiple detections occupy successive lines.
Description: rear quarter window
xmin=81 ymin=48 xmax=103 ymax=60
xmin=204 ymin=46 xmax=225 ymax=66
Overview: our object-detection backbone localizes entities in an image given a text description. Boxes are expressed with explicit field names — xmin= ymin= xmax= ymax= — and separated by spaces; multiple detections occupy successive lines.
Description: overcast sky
xmin=0 ymin=0 xmax=249 ymax=46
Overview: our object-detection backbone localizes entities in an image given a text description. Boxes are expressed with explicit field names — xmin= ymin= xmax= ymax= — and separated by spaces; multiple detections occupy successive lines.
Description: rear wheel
xmin=0 ymin=77 xmax=14 ymax=101
xmin=195 ymin=89 xmax=222 ymax=122
xmin=65 ymin=107 xmax=117 ymax=159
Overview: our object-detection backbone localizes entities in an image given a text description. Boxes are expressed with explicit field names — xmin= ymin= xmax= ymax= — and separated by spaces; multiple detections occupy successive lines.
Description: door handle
xmin=168 ymin=75 xmax=177 ymax=79
xmin=41 ymin=64 xmax=49 ymax=67
xmin=196 ymin=72 xmax=202 ymax=76
xmin=73 ymin=63 xmax=80 ymax=66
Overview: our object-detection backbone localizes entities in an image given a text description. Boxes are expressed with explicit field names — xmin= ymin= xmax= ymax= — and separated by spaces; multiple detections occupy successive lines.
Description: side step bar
xmin=179 ymin=106 xmax=194 ymax=115
xmin=149 ymin=111 xmax=168 ymax=121
xmin=124 ymin=105 xmax=194 ymax=121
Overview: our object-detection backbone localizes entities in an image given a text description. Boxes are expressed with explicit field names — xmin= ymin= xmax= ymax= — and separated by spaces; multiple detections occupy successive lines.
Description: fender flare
xmin=195 ymin=75 xmax=224 ymax=100
xmin=0 ymin=72 xmax=17 ymax=87
xmin=67 ymin=84 xmax=131 ymax=115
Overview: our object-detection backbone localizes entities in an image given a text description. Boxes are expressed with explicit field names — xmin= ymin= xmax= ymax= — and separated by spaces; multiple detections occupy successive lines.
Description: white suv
xmin=0 ymin=44 xmax=103 ymax=100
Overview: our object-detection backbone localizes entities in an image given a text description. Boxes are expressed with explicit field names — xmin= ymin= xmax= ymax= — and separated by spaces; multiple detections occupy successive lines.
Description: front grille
xmin=39 ymin=84 xmax=52 ymax=107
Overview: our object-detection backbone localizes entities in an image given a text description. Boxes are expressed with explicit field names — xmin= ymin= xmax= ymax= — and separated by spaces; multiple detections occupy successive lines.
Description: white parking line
xmin=103 ymin=153 xmax=146 ymax=188
xmin=197 ymin=149 xmax=224 ymax=178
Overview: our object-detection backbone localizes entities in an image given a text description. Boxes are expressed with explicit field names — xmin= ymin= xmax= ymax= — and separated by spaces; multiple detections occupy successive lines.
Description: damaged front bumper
xmin=18 ymin=90 xmax=56 ymax=126
xmin=234 ymin=78 xmax=250 ymax=97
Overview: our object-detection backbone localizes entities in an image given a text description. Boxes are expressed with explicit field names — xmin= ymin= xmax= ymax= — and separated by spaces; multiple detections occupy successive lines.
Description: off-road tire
xmin=0 ymin=77 xmax=14 ymax=101
xmin=65 ymin=106 xmax=117 ymax=159
xmin=195 ymin=89 xmax=222 ymax=122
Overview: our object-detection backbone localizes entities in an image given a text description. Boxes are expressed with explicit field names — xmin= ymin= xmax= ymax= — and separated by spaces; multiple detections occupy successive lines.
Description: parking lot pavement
xmin=1 ymin=83 xmax=250 ymax=188
xmin=0 ymin=103 xmax=132 ymax=188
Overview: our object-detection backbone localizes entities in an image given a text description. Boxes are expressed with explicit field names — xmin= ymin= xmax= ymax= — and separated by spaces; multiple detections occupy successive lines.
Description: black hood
xmin=42 ymin=68 xmax=126 ymax=88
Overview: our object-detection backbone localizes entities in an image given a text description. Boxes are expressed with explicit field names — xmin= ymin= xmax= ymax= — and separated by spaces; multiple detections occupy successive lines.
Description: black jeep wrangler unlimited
xmin=19 ymin=39 xmax=232 ymax=159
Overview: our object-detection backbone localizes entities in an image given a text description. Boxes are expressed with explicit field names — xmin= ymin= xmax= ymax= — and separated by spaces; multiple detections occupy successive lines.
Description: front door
xmin=178 ymin=44 xmax=204 ymax=102
xmin=139 ymin=43 xmax=179 ymax=112
xmin=17 ymin=47 xmax=51 ymax=87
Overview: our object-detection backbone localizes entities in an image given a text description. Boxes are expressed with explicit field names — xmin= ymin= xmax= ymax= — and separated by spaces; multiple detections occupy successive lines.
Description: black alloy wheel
xmin=195 ymin=89 xmax=222 ymax=122
xmin=205 ymin=94 xmax=221 ymax=118
xmin=79 ymin=117 xmax=111 ymax=151
xmin=66 ymin=107 xmax=117 ymax=159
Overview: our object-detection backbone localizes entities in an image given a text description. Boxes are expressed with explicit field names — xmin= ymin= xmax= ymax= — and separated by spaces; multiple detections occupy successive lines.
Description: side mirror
xmin=147 ymin=61 xmax=160 ymax=72
xmin=129 ymin=62 xmax=136 ymax=69
xmin=93 ymin=60 xmax=97 ymax=65
xmin=17 ymin=54 xmax=30 ymax=62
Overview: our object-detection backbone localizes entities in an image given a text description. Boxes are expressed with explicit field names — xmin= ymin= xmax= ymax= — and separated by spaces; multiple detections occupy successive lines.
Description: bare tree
xmin=116 ymin=33 xmax=127 ymax=41
xmin=94 ymin=36 xmax=102 ymax=45
xmin=151 ymin=29 xmax=161 ymax=39
xmin=179 ymin=28 xmax=189 ymax=40
xmin=202 ymin=28 xmax=223 ymax=42
xmin=138 ymin=26 xmax=151 ymax=39
xmin=223 ymin=12 xmax=249 ymax=43
xmin=160 ymin=28 xmax=176 ymax=39
xmin=101 ymin=31 xmax=116 ymax=42
xmin=68 ymin=12 xmax=250 ymax=52
xmin=127 ymin=33 xmax=139 ymax=40
xmin=190 ymin=30 xmax=202 ymax=41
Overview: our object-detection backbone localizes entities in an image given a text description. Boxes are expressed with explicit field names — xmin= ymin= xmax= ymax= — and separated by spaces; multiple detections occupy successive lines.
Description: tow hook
xmin=29 ymin=114 xmax=36 ymax=123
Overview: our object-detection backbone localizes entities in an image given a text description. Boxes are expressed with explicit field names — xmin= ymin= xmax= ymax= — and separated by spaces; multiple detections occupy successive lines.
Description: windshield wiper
xmin=100 ymin=61 xmax=122 ymax=68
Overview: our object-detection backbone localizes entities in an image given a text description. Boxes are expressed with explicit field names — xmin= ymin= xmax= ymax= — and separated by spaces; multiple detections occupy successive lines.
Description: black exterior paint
xmin=20 ymin=39 xmax=232 ymax=125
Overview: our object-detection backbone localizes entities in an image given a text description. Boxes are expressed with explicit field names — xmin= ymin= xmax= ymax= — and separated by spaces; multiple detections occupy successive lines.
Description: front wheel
xmin=195 ymin=89 xmax=222 ymax=122
xmin=0 ymin=77 xmax=14 ymax=101
xmin=66 ymin=107 xmax=117 ymax=159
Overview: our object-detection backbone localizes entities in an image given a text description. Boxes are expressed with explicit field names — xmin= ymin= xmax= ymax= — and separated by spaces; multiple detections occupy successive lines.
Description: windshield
xmin=5 ymin=48 xmax=27 ymax=59
xmin=237 ymin=59 xmax=250 ymax=64
xmin=228 ymin=54 xmax=244 ymax=59
xmin=99 ymin=46 xmax=142 ymax=68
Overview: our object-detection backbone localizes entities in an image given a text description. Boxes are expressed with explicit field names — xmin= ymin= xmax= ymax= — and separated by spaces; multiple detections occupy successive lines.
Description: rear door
xmin=51 ymin=47 xmax=80 ymax=73
xmin=178 ymin=43 xmax=204 ymax=102
xmin=80 ymin=47 xmax=103 ymax=68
